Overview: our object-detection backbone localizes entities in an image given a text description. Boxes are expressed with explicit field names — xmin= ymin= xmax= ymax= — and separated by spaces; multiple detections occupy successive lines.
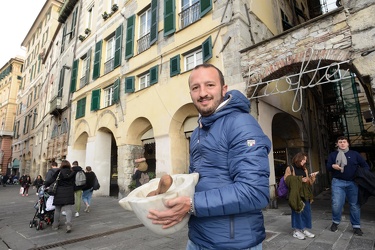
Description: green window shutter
xmin=114 ymin=24 xmax=123 ymax=68
xmin=125 ymin=15 xmax=135 ymax=60
xmin=113 ymin=79 xmax=120 ymax=103
xmin=125 ymin=76 xmax=135 ymax=93
xmin=76 ymin=97 xmax=86 ymax=119
xmin=202 ymin=36 xmax=212 ymax=62
xmin=170 ymin=55 xmax=180 ymax=77
xmin=150 ymin=0 xmax=158 ymax=45
xmin=164 ymin=0 xmax=175 ymax=37
xmin=93 ymin=40 xmax=102 ymax=80
xmin=61 ymin=25 xmax=66 ymax=53
xmin=150 ymin=65 xmax=159 ymax=85
xmin=85 ymin=48 xmax=92 ymax=85
xmin=200 ymin=0 xmax=212 ymax=17
xmin=91 ymin=89 xmax=101 ymax=111
xmin=70 ymin=59 xmax=78 ymax=93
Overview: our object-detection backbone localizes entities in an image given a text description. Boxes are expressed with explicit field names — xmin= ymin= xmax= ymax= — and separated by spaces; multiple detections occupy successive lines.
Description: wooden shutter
xmin=125 ymin=15 xmax=135 ymax=59
xmin=114 ymin=24 xmax=123 ymax=68
xmin=85 ymin=48 xmax=92 ymax=85
xmin=70 ymin=8 xmax=78 ymax=38
xmin=200 ymin=0 xmax=212 ymax=17
xmin=91 ymin=89 xmax=101 ymax=111
xmin=170 ymin=55 xmax=180 ymax=77
xmin=164 ymin=0 xmax=175 ymax=37
xmin=70 ymin=59 xmax=78 ymax=93
xmin=93 ymin=40 xmax=102 ymax=79
xmin=202 ymin=36 xmax=212 ymax=62
xmin=150 ymin=0 xmax=158 ymax=45
xmin=113 ymin=79 xmax=120 ymax=103
xmin=150 ymin=65 xmax=159 ymax=85
xmin=76 ymin=97 xmax=86 ymax=119
xmin=125 ymin=76 xmax=135 ymax=93
xmin=58 ymin=68 xmax=64 ymax=97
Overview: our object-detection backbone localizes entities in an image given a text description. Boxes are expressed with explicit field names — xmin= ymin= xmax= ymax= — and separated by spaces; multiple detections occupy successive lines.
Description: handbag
xmin=48 ymin=171 xmax=61 ymax=195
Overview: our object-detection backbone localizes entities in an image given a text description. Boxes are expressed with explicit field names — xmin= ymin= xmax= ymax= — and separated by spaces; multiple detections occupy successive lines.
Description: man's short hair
xmin=72 ymin=161 xmax=78 ymax=166
xmin=51 ymin=162 xmax=58 ymax=167
xmin=189 ymin=63 xmax=225 ymax=86
xmin=337 ymin=136 xmax=348 ymax=142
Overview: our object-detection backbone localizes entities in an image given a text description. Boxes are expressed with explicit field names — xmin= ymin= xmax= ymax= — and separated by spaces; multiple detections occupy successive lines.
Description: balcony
xmin=179 ymin=2 xmax=200 ymax=29
xmin=49 ymin=96 xmax=62 ymax=116
xmin=137 ymin=33 xmax=150 ymax=54
xmin=104 ymin=57 xmax=115 ymax=74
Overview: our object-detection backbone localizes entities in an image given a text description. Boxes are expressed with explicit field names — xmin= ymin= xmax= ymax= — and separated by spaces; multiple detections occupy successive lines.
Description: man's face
xmin=188 ymin=67 xmax=227 ymax=117
xmin=337 ymin=139 xmax=349 ymax=150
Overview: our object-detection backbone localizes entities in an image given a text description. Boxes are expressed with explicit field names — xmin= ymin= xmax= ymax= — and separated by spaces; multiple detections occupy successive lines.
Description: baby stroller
xmin=29 ymin=186 xmax=55 ymax=230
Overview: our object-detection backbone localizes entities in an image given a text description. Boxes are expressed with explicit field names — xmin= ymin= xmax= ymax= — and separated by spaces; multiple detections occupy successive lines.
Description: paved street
xmin=0 ymin=184 xmax=374 ymax=250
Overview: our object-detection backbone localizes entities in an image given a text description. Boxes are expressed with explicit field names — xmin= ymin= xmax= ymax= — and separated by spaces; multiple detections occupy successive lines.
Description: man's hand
xmin=332 ymin=164 xmax=342 ymax=172
xmin=147 ymin=196 xmax=191 ymax=229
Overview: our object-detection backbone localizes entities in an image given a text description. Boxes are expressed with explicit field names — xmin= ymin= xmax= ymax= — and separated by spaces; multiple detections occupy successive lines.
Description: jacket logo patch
xmin=247 ymin=140 xmax=255 ymax=147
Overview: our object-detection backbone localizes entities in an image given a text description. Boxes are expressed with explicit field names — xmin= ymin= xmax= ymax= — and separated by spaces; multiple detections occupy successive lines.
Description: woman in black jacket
xmin=45 ymin=160 xmax=75 ymax=233
xmin=82 ymin=166 xmax=97 ymax=213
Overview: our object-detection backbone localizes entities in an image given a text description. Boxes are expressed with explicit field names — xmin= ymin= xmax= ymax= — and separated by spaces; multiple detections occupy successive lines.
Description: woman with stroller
xmin=45 ymin=160 xmax=75 ymax=233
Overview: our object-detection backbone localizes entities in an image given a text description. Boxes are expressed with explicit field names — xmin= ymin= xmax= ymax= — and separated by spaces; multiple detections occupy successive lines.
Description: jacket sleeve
xmin=326 ymin=152 xmax=336 ymax=172
xmin=194 ymin=114 xmax=271 ymax=217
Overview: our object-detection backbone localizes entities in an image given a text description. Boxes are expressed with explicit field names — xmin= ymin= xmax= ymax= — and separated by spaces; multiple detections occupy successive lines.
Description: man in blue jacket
xmin=327 ymin=136 xmax=369 ymax=236
xmin=148 ymin=63 xmax=271 ymax=249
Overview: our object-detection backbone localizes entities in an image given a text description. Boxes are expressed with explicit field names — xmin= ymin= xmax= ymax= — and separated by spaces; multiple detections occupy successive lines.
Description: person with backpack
xmin=132 ymin=158 xmax=149 ymax=188
xmin=72 ymin=161 xmax=86 ymax=217
xmin=284 ymin=152 xmax=318 ymax=240
xmin=82 ymin=166 xmax=97 ymax=213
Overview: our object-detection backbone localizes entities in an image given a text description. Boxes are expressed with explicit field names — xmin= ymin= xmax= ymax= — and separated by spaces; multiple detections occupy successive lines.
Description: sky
xmin=0 ymin=0 xmax=338 ymax=68
xmin=0 ymin=0 xmax=47 ymax=67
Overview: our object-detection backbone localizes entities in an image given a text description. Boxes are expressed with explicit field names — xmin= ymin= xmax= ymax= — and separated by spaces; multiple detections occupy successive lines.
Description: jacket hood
xmin=199 ymin=90 xmax=250 ymax=128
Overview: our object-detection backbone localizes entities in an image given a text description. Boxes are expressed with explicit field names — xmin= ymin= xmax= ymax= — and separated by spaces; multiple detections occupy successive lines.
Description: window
xmin=87 ymin=5 xmax=94 ymax=30
xmin=185 ymin=49 xmax=202 ymax=71
xmin=138 ymin=8 xmax=151 ymax=53
xmin=180 ymin=0 xmax=199 ymax=29
xmin=80 ymin=49 xmax=91 ymax=88
xmin=139 ymin=73 xmax=150 ymax=89
xmin=281 ymin=10 xmax=292 ymax=31
xmin=76 ymin=97 xmax=86 ymax=119
xmin=58 ymin=68 xmax=65 ymax=97
xmin=70 ymin=8 xmax=78 ymax=39
xmin=104 ymin=36 xmax=115 ymax=74
xmin=104 ymin=84 xmax=115 ymax=107
xmin=32 ymin=109 xmax=37 ymax=129
xmin=51 ymin=124 xmax=58 ymax=138
xmin=61 ymin=118 xmax=68 ymax=134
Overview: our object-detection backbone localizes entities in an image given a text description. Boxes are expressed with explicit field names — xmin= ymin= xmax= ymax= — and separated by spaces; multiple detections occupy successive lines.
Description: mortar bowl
xmin=119 ymin=173 xmax=199 ymax=235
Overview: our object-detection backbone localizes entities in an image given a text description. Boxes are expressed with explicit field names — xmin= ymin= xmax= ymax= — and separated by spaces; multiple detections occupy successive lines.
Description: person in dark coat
xmin=82 ymin=166 xmax=97 ymax=213
xmin=44 ymin=160 xmax=75 ymax=233
xmin=33 ymin=175 xmax=44 ymax=192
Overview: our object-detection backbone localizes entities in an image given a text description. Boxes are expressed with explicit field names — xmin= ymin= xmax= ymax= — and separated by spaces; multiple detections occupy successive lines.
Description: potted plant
xmin=84 ymin=28 xmax=91 ymax=35
xmin=111 ymin=4 xmax=118 ymax=12
xmin=102 ymin=12 xmax=109 ymax=20
xmin=79 ymin=35 xmax=85 ymax=41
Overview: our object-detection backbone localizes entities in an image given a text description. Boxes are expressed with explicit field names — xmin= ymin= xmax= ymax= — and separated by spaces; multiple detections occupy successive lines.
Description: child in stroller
xmin=29 ymin=185 xmax=55 ymax=230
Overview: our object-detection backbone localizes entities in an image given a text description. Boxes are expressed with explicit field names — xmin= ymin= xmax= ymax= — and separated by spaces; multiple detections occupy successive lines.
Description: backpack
xmin=93 ymin=176 xmax=100 ymax=190
xmin=139 ymin=172 xmax=150 ymax=185
xmin=277 ymin=165 xmax=294 ymax=198
xmin=75 ymin=170 xmax=86 ymax=187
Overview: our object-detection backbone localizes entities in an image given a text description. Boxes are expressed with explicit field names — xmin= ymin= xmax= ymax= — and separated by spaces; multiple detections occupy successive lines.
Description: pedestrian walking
xmin=326 ymin=136 xmax=370 ymax=236
xmin=72 ymin=161 xmax=85 ymax=217
xmin=45 ymin=160 xmax=75 ymax=233
xmin=82 ymin=166 xmax=97 ymax=213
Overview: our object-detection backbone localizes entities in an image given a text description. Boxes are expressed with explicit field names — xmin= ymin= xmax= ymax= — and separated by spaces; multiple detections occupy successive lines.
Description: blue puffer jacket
xmin=188 ymin=90 xmax=271 ymax=249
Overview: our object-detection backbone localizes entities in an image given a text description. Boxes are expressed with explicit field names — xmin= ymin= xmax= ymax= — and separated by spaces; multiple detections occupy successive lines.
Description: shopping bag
xmin=19 ymin=187 xmax=24 ymax=194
